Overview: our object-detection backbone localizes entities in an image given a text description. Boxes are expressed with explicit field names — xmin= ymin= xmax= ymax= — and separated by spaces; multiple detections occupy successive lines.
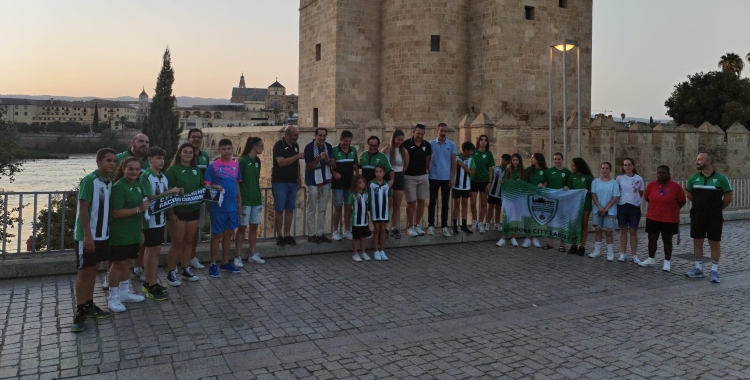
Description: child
xmin=348 ymin=174 xmax=371 ymax=262
xmin=235 ymin=137 xmax=266 ymax=267
xmin=369 ymin=165 xmax=392 ymax=261
xmin=139 ymin=147 xmax=182 ymax=300
xmin=589 ymin=162 xmax=621 ymax=261
xmin=451 ymin=142 xmax=476 ymax=235
xmin=489 ymin=154 xmax=511 ymax=246
xmin=205 ymin=138 xmax=242 ymax=278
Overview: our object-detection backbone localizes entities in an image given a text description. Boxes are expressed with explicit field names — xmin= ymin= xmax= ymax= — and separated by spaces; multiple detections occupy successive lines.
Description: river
xmin=1 ymin=155 xmax=97 ymax=193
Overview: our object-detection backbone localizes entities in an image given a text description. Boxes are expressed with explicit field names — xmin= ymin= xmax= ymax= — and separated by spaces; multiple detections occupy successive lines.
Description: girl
xmin=108 ymin=157 xmax=149 ymax=312
xmin=589 ymin=162 xmax=621 ymax=261
xmin=369 ymin=165 xmax=392 ymax=260
xmin=564 ymin=157 xmax=594 ymax=256
xmin=490 ymin=154 xmax=511 ymax=246
xmin=616 ymin=157 xmax=644 ymax=262
xmin=524 ymin=153 xmax=547 ymax=248
xmin=381 ymin=129 xmax=409 ymax=239
xmin=470 ymin=135 xmax=495 ymax=233
xmin=235 ymin=137 xmax=266 ymax=267
xmin=503 ymin=153 xmax=525 ymax=247
xmin=348 ymin=175 xmax=371 ymax=262
xmin=166 ymin=143 xmax=204 ymax=283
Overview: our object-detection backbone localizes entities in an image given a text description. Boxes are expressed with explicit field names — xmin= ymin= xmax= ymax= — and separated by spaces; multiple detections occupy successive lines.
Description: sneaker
xmin=220 ymin=262 xmax=241 ymax=273
xmin=83 ymin=304 xmax=111 ymax=319
xmin=638 ymin=258 xmax=656 ymax=267
xmin=101 ymin=273 xmax=109 ymax=290
xmin=285 ymin=236 xmax=297 ymax=246
xmin=182 ymin=267 xmax=199 ymax=281
xmin=632 ymin=255 xmax=642 ymax=264
xmin=167 ymin=270 xmax=182 ymax=286
xmin=416 ymin=226 xmax=426 ymax=236
xmin=427 ymin=226 xmax=435 ymax=235
xmin=319 ymin=235 xmax=333 ymax=243
xmin=131 ymin=269 xmax=145 ymax=282
xmin=443 ymin=227 xmax=452 ymax=237
xmin=471 ymin=220 xmax=478 ymax=231
xmin=343 ymin=231 xmax=353 ymax=240
xmin=143 ymin=282 xmax=168 ymax=294
xmin=190 ymin=257 xmax=205 ymax=269
xmin=607 ymin=251 xmax=614 ymax=261
xmin=531 ymin=238 xmax=541 ymax=248
xmin=373 ymin=251 xmax=383 ymax=261
xmin=352 ymin=253 xmax=362 ymax=262
xmin=567 ymin=245 xmax=578 ymax=255
xmin=496 ymin=239 xmax=506 ymax=247
xmin=588 ymin=247 xmax=601 ymax=258
xmin=478 ymin=223 xmax=486 ymax=234
xmin=460 ymin=226 xmax=473 ymax=234
xmin=308 ymin=235 xmax=322 ymax=244
xmin=71 ymin=311 xmax=86 ymax=333
xmin=452 ymin=226 xmax=459 ymax=235
xmin=209 ymin=263 xmax=220 ymax=278
xmin=380 ymin=251 xmax=389 ymax=260
xmin=332 ymin=231 xmax=342 ymax=241
xmin=494 ymin=223 xmax=502 ymax=231
xmin=119 ymin=291 xmax=145 ymax=303
xmin=618 ymin=254 xmax=627 ymax=262
xmin=709 ymin=270 xmax=721 ymax=283
xmin=145 ymin=285 xmax=169 ymax=301
xmin=233 ymin=256 xmax=244 ymax=268
xmin=249 ymin=253 xmax=266 ymax=264
xmin=521 ymin=238 xmax=531 ymax=248
xmin=662 ymin=260 xmax=671 ymax=272
xmin=384 ymin=229 xmax=390 ymax=239
xmin=510 ymin=238 xmax=519 ymax=247
xmin=361 ymin=252 xmax=371 ymax=261
xmin=685 ymin=268 xmax=704 ymax=278
xmin=276 ymin=236 xmax=286 ymax=246
xmin=392 ymin=229 xmax=401 ymax=239
xmin=107 ymin=294 xmax=126 ymax=313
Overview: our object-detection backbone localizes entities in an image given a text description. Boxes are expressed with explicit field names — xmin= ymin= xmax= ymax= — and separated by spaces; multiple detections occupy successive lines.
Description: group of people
xmin=71 ymin=123 xmax=733 ymax=333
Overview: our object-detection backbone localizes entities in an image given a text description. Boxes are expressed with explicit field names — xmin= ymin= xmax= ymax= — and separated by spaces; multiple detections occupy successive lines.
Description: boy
xmin=205 ymin=139 xmax=242 ymax=278
xmin=139 ymin=147 xmax=182 ymax=300
xmin=451 ymin=142 xmax=476 ymax=235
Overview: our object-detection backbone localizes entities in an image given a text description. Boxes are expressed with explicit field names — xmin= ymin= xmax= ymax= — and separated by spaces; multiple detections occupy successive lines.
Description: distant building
xmin=137 ymin=88 xmax=150 ymax=126
xmin=0 ymin=97 xmax=136 ymax=130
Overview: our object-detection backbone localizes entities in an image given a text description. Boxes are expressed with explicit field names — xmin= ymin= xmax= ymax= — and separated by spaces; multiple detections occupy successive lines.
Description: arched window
xmin=203 ymin=112 xmax=211 ymax=118
xmin=213 ymin=112 xmax=222 ymax=119
xmin=193 ymin=111 xmax=202 ymax=116
xmin=273 ymin=101 xmax=279 ymax=109
xmin=183 ymin=111 xmax=191 ymax=118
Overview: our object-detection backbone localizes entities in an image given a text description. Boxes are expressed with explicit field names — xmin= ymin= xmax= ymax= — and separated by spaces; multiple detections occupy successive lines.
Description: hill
xmin=0 ymin=94 xmax=232 ymax=108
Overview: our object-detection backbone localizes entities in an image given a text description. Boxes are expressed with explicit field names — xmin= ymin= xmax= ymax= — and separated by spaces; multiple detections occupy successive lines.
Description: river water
xmin=1 ymin=155 xmax=97 ymax=193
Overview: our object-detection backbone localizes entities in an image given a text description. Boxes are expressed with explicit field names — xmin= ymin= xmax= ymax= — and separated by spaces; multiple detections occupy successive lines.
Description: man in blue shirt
xmin=304 ymin=128 xmax=336 ymax=243
xmin=428 ymin=123 xmax=457 ymax=237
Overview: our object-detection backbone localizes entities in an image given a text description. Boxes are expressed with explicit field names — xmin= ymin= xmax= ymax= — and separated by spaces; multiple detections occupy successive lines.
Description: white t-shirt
xmin=616 ymin=174 xmax=644 ymax=206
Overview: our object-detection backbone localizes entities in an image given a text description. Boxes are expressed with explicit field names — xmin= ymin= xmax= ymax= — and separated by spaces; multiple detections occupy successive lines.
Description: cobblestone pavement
xmin=1 ymin=221 xmax=749 ymax=379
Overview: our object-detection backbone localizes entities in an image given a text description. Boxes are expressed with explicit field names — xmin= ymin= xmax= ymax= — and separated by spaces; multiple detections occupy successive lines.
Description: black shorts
xmin=470 ymin=181 xmax=489 ymax=193
xmin=174 ymin=209 xmax=200 ymax=222
xmin=452 ymin=189 xmax=471 ymax=199
xmin=110 ymin=244 xmax=140 ymax=262
xmin=351 ymin=226 xmax=372 ymax=239
xmin=143 ymin=227 xmax=165 ymax=247
xmin=75 ymin=240 xmax=110 ymax=269
xmin=488 ymin=196 xmax=502 ymax=206
xmin=690 ymin=210 xmax=723 ymax=241
xmin=645 ymin=219 xmax=679 ymax=236
xmin=392 ymin=172 xmax=405 ymax=191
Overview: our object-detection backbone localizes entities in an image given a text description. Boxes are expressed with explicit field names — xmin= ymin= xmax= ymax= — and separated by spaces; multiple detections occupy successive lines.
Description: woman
xmin=235 ymin=137 xmax=266 ymax=267
xmin=503 ymin=153 xmax=525 ymax=247
xmin=381 ymin=129 xmax=409 ymax=239
xmin=470 ymin=135 xmax=495 ymax=233
xmin=641 ymin=165 xmax=686 ymax=271
xmin=524 ymin=153 xmax=547 ymax=248
xmin=616 ymin=157 xmax=644 ymax=262
xmin=165 ymin=143 xmax=203 ymax=283
xmin=589 ymin=162 xmax=620 ymax=261
xmin=564 ymin=157 xmax=594 ymax=256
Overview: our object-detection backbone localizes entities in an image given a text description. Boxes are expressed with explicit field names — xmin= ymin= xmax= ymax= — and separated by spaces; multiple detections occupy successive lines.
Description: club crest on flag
xmin=527 ymin=195 xmax=558 ymax=225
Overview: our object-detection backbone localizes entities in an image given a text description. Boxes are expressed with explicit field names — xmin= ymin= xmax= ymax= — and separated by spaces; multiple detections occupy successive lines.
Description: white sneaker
xmin=332 ymin=231 xmax=342 ymax=241
xmin=101 ymin=273 xmax=109 ymax=290
xmin=416 ymin=226 xmax=425 ymax=236
xmin=531 ymin=238 xmax=541 ymax=248
xmin=662 ymin=260 xmax=671 ymax=272
xmin=107 ymin=294 xmax=126 ymax=313
xmin=442 ymin=227 xmax=452 ymax=237
xmin=494 ymin=223 xmax=502 ymax=231
xmin=618 ymin=254 xmax=627 ymax=262
xmin=427 ymin=226 xmax=435 ymax=235
xmin=119 ymin=291 xmax=145 ymax=303
xmin=374 ymin=251 xmax=383 ymax=261
xmin=478 ymin=223 xmax=486 ymax=234
xmin=632 ymin=255 xmax=642 ymax=264
xmin=249 ymin=253 xmax=265 ymax=264
xmin=496 ymin=239 xmax=506 ymax=247
xmin=471 ymin=220 xmax=478 ymax=231
xmin=407 ymin=227 xmax=418 ymax=237
xmin=233 ymin=256 xmax=244 ymax=268
xmin=607 ymin=251 xmax=614 ymax=261
xmin=352 ymin=253 xmax=362 ymax=262
xmin=343 ymin=231 xmax=353 ymax=240
xmin=588 ymin=248 xmax=601 ymax=258
xmin=639 ymin=257 xmax=656 ymax=267
xmin=522 ymin=238 xmax=531 ymax=248
xmin=510 ymin=238 xmax=519 ymax=247
xmin=131 ymin=270 xmax=145 ymax=282
xmin=360 ymin=252 xmax=371 ymax=261
xmin=190 ymin=257 xmax=205 ymax=269
xmin=380 ymin=251 xmax=389 ymax=260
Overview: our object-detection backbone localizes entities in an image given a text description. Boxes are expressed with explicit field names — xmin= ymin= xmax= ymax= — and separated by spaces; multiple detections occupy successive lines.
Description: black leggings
xmin=428 ymin=180 xmax=450 ymax=228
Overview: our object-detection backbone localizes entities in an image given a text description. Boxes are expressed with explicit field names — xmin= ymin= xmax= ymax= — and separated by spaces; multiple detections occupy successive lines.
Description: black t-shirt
xmin=403 ymin=138 xmax=432 ymax=176
xmin=271 ymin=138 xmax=300 ymax=183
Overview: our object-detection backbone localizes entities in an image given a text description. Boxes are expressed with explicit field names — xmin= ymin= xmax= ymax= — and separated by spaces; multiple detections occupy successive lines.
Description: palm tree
xmin=746 ymin=52 xmax=750 ymax=66
xmin=718 ymin=53 xmax=744 ymax=77
xmin=620 ymin=113 xmax=625 ymax=122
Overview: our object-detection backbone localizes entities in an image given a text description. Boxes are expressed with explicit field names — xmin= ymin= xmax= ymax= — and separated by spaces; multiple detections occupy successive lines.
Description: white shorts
xmin=240 ymin=205 xmax=262 ymax=226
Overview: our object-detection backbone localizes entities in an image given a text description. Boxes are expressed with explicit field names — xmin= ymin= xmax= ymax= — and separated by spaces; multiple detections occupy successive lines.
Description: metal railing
xmin=2 ymin=177 xmax=750 ymax=257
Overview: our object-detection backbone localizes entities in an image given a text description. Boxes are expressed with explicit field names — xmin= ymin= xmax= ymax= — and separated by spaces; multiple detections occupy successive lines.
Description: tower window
xmin=559 ymin=0 xmax=567 ymax=8
xmin=431 ymin=35 xmax=440 ymax=52
xmin=525 ymin=6 xmax=535 ymax=20
xmin=312 ymin=108 xmax=319 ymax=129
xmin=315 ymin=43 xmax=321 ymax=61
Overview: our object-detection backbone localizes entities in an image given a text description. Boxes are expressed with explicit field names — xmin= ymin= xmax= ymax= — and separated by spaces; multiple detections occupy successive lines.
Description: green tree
xmin=664 ymin=70 xmax=750 ymax=131
xmin=0 ymin=116 xmax=24 ymax=247
xmin=718 ymin=53 xmax=744 ymax=77
xmin=34 ymin=190 xmax=77 ymax=251
xmin=92 ymin=102 xmax=100 ymax=133
xmin=143 ymin=47 xmax=180 ymax=166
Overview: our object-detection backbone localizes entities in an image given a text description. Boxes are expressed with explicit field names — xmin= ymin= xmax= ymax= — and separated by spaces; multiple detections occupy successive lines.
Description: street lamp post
xmin=549 ymin=39 xmax=582 ymax=159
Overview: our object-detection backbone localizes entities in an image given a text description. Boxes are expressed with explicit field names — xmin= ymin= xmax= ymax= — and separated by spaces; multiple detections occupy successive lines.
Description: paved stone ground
xmin=1 ymin=221 xmax=749 ymax=380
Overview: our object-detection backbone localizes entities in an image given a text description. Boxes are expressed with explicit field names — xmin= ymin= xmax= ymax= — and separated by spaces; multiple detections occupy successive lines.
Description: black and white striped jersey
xmin=488 ymin=166 xmax=505 ymax=199
xmin=368 ymin=180 xmax=392 ymax=222
xmin=74 ymin=171 xmax=112 ymax=241
xmin=348 ymin=192 xmax=369 ymax=227
xmin=453 ymin=156 xmax=475 ymax=191
xmin=140 ymin=169 xmax=169 ymax=229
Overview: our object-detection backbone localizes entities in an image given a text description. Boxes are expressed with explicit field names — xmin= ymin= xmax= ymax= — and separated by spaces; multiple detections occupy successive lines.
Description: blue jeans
xmin=332 ymin=189 xmax=351 ymax=207
xmin=272 ymin=182 xmax=298 ymax=212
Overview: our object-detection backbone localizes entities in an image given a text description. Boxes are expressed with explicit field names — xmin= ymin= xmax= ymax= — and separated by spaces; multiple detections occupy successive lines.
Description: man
xmin=304 ymin=128 xmax=336 ymax=243
xmin=331 ymin=130 xmax=359 ymax=241
xmin=272 ymin=126 xmax=305 ymax=246
xmin=685 ymin=153 xmax=733 ymax=283
xmin=404 ymin=124 xmax=432 ymax=237
xmin=359 ymin=136 xmax=395 ymax=188
xmin=187 ymin=128 xmax=209 ymax=270
xmin=428 ymin=123 xmax=457 ymax=237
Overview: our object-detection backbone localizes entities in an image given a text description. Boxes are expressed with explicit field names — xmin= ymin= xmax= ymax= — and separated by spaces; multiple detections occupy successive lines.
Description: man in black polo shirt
xmin=272 ymin=126 xmax=304 ymax=246
xmin=403 ymin=124 xmax=432 ymax=237
xmin=684 ymin=152 xmax=733 ymax=283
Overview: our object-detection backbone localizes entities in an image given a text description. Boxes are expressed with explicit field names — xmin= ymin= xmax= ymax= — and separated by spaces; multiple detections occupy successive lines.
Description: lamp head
xmin=552 ymin=39 xmax=580 ymax=51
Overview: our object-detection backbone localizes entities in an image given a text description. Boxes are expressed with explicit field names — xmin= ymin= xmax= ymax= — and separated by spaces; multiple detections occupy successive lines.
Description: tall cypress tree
xmin=92 ymin=102 xmax=99 ymax=133
xmin=143 ymin=46 xmax=180 ymax=166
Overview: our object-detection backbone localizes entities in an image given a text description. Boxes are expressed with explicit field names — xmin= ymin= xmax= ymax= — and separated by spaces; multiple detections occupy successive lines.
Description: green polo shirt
xmin=110 ymin=178 xmax=146 ymax=246
xmin=546 ymin=167 xmax=572 ymax=189
xmin=238 ymin=155 xmax=262 ymax=206
xmin=525 ymin=167 xmax=548 ymax=186
xmin=685 ymin=170 xmax=732 ymax=215
xmin=166 ymin=164 xmax=204 ymax=212
xmin=471 ymin=149 xmax=495 ymax=183
xmin=567 ymin=173 xmax=594 ymax=212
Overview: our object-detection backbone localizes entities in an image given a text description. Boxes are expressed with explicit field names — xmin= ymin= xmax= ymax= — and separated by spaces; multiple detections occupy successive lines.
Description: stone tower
xmin=239 ymin=72 xmax=246 ymax=88
xmin=137 ymin=87 xmax=149 ymax=126
xmin=298 ymin=0 xmax=593 ymax=130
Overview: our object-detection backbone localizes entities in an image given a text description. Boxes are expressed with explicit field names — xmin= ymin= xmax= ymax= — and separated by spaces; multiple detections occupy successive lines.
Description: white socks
xmin=119 ymin=280 xmax=130 ymax=294
xmin=711 ymin=262 xmax=719 ymax=272
xmin=695 ymin=260 xmax=703 ymax=270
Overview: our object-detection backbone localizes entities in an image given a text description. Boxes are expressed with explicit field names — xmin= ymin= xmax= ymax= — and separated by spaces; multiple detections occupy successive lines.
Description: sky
xmin=1 ymin=0 xmax=749 ymax=119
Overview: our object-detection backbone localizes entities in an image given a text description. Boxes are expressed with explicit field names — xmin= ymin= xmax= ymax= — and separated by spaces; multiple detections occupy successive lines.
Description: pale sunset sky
xmin=1 ymin=0 xmax=749 ymax=119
